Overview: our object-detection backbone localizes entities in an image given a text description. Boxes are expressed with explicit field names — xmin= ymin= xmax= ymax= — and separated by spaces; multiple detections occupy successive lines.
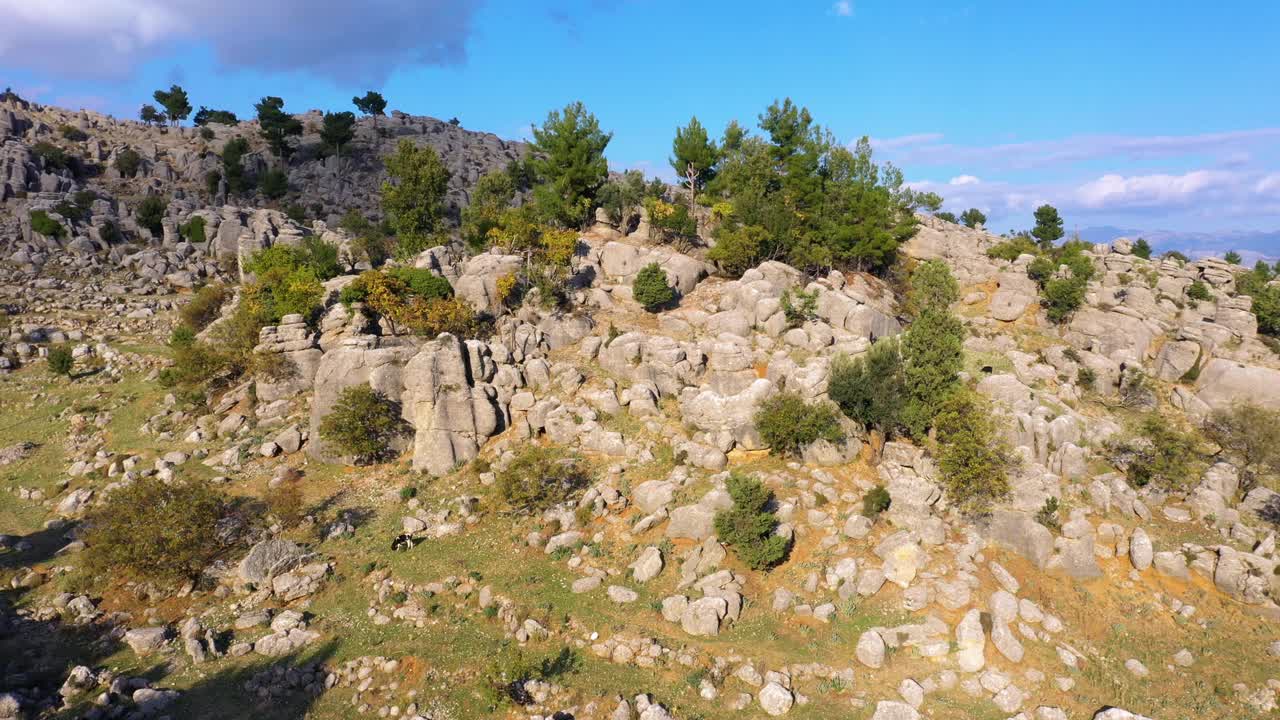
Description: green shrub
xmin=714 ymin=472 xmax=789 ymax=571
xmin=135 ymin=195 xmax=167 ymax=236
xmin=199 ymin=126 xmax=215 ymax=140
xmin=29 ymin=210 xmax=65 ymax=238
xmin=259 ymin=168 xmax=289 ymax=199
xmin=1119 ymin=415 xmax=1202 ymax=489
xmin=901 ymin=306 xmax=965 ymax=437
xmin=221 ymin=137 xmax=250 ymax=194
xmin=933 ymin=389 xmax=1011 ymax=513
xmin=986 ymin=236 xmax=1038 ymax=261
xmin=179 ymin=215 xmax=206 ymax=244
xmin=158 ymin=341 xmax=236 ymax=389
xmin=707 ymin=224 xmax=768 ymax=277
xmin=644 ymin=197 xmax=698 ymax=242
xmin=59 ymin=124 xmax=88 ymax=141
xmin=632 ymin=262 xmax=676 ymax=311
xmin=319 ymin=384 xmax=409 ymax=465
xmin=85 ymin=477 xmax=229 ymax=582
xmin=52 ymin=200 xmax=85 ymax=222
xmin=32 ymin=141 xmax=70 ymax=171
xmin=1132 ymin=238 xmax=1152 ymax=259
xmin=1203 ymin=403 xmax=1280 ymax=493
xmin=1076 ymin=366 xmax=1097 ymax=390
xmin=754 ymin=391 xmax=844 ymax=456
xmin=1042 ymin=276 xmax=1087 ymax=323
xmin=179 ymin=283 xmax=229 ymax=330
xmin=388 ymin=266 xmax=454 ymax=301
xmin=863 ymin=485 xmax=891 ymax=518
xmin=829 ymin=340 xmax=906 ymax=436
xmin=907 ymin=259 xmax=959 ymax=314
xmin=114 ymin=148 xmax=142 ymax=178
xmin=495 ymin=446 xmax=589 ymax=514
xmin=1186 ymin=279 xmax=1211 ymax=302
xmin=1035 ymin=496 xmax=1061 ymax=530
xmin=244 ymin=240 xmax=341 ymax=282
xmin=46 ymin=345 xmax=73 ymax=376
xmin=1236 ymin=269 xmax=1280 ymax=337
xmin=169 ymin=325 xmax=196 ymax=348
xmin=780 ymin=287 xmax=818 ymax=326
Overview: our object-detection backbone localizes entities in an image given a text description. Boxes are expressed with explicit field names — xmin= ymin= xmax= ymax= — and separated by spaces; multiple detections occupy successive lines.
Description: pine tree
xmin=152 ymin=85 xmax=191 ymax=126
xmin=255 ymin=96 xmax=303 ymax=159
xmin=527 ymin=101 xmax=612 ymax=228
xmin=960 ymin=208 xmax=986 ymax=229
xmin=320 ymin=111 xmax=357 ymax=159
xmin=670 ymin=116 xmax=720 ymax=199
xmin=1031 ymin=204 xmax=1064 ymax=249
xmin=381 ymin=140 xmax=451 ymax=255
xmin=352 ymin=90 xmax=387 ymax=129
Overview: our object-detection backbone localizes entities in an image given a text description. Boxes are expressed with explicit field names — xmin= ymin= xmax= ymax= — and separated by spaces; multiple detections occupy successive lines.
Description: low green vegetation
xmin=135 ymin=195 xmax=168 ymax=236
xmin=338 ymin=269 xmax=476 ymax=338
xmin=829 ymin=339 xmax=906 ymax=437
xmin=29 ymin=209 xmax=65 ymax=238
xmin=178 ymin=283 xmax=230 ymax=330
xmin=495 ymin=446 xmax=589 ymax=515
xmin=933 ymin=388 xmax=1011 ymax=513
xmin=632 ymin=262 xmax=676 ymax=311
xmin=1204 ymin=403 xmax=1280 ymax=492
xmin=84 ymin=477 xmax=229 ymax=582
xmin=1235 ymin=263 xmax=1280 ymax=338
xmin=714 ymin=472 xmax=789 ymax=570
xmin=46 ymin=345 xmax=73 ymax=376
xmin=318 ymin=384 xmax=409 ymax=464
xmin=863 ymin=484 xmax=891 ymax=518
xmin=1108 ymin=415 xmax=1204 ymax=489
xmin=753 ymin=391 xmax=843 ymax=457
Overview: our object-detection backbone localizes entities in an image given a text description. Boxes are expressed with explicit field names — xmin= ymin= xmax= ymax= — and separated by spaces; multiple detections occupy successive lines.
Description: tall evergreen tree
xmin=352 ymin=90 xmax=387 ymax=129
xmin=139 ymin=104 xmax=164 ymax=126
xmin=527 ymin=101 xmax=612 ymax=228
xmin=152 ymin=85 xmax=191 ymax=126
xmin=381 ymin=140 xmax=451 ymax=255
xmin=255 ymin=96 xmax=303 ymax=159
xmin=1031 ymin=204 xmax=1064 ymax=249
xmin=670 ymin=116 xmax=720 ymax=199
xmin=960 ymin=207 xmax=986 ymax=229
xmin=320 ymin=111 xmax=357 ymax=159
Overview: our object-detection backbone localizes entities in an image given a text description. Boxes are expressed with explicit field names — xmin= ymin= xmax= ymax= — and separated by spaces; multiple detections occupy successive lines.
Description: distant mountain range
xmin=1077 ymin=226 xmax=1280 ymax=265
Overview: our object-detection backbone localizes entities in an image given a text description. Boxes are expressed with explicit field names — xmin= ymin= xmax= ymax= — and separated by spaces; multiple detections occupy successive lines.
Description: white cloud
xmin=0 ymin=0 xmax=481 ymax=85
xmin=1256 ymin=173 xmax=1280 ymax=197
xmin=870 ymin=132 xmax=944 ymax=150
xmin=949 ymin=174 xmax=980 ymax=186
xmin=874 ymin=128 xmax=1280 ymax=171
xmin=833 ymin=1 xmax=853 ymax=17
xmin=1074 ymin=170 xmax=1237 ymax=209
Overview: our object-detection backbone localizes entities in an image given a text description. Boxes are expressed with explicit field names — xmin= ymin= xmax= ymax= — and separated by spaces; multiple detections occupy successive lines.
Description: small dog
xmin=391 ymin=533 xmax=416 ymax=551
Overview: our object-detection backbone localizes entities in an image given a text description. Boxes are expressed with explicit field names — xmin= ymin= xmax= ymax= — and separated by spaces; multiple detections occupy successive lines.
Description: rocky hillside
xmin=1 ymin=92 xmax=524 ymax=280
xmin=2 ymin=99 xmax=1280 ymax=720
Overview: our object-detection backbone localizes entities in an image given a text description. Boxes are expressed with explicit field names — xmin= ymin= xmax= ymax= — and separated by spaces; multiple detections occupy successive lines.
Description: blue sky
xmin=4 ymin=0 xmax=1279 ymax=245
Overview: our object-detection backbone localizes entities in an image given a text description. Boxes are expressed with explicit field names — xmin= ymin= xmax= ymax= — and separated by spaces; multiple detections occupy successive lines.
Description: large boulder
xmin=402 ymin=334 xmax=502 ymax=475
xmin=237 ymin=538 xmax=312 ymax=586
xmin=307 ymin=341 xmax=418 ymax=462
xmin=989 ymin=271 xmax=1038 ymax=322
xmin=1195 ymin=359 xmax=1280 ymax=412
xmin=985 ymin=510 xmax=1054 ymax=569
xmin=679 ymin=378 xmax=774 ymax=450
xmin=454 ymin=252 xmax=524 ymax=314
